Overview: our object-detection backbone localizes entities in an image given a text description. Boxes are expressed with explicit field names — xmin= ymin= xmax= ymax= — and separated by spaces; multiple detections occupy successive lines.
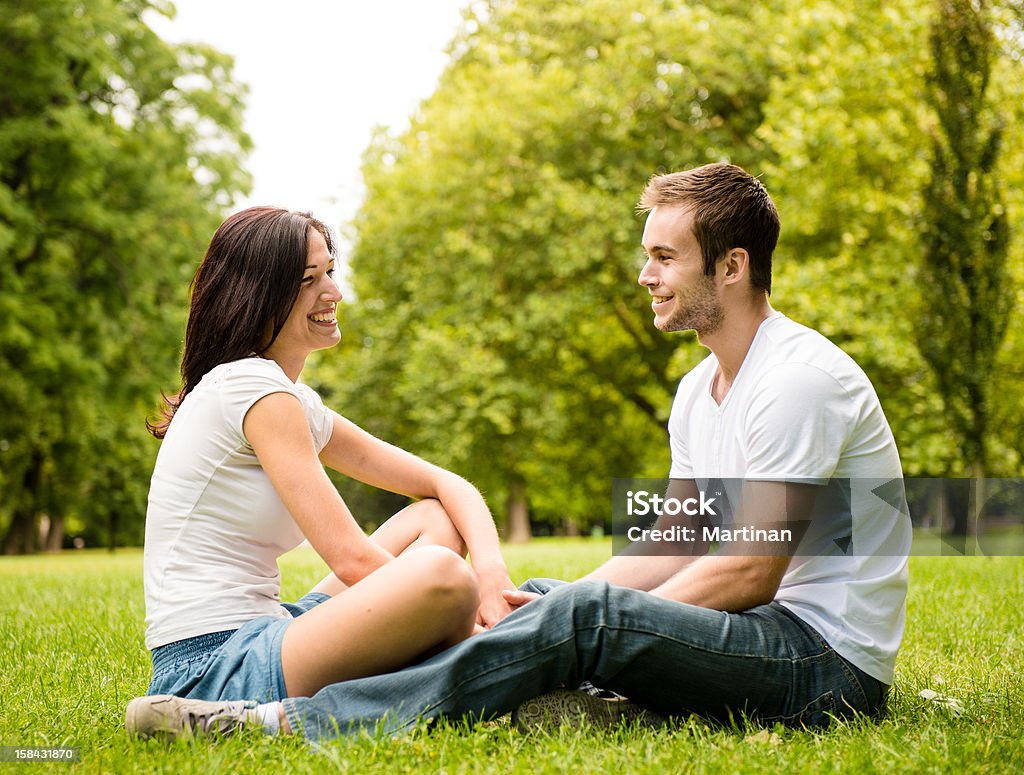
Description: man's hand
xmin=501 ymin=589 xmax=542 ymax=610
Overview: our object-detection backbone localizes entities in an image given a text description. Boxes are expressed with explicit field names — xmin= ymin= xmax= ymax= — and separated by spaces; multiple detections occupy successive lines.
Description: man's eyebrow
xmin=644 ymin=244 xmax=677 ymax=254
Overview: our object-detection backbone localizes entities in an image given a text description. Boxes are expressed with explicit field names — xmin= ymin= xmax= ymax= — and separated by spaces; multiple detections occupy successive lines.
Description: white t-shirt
xmin=144 ymin=357 xmax=334 ymax=650
xmin=668 ymin=312 xmax=909 ymax=683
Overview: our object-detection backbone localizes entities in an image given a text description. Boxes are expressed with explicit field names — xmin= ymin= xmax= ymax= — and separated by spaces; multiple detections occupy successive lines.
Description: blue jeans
xmin=283 ymin=579 xmax=887 ymax=739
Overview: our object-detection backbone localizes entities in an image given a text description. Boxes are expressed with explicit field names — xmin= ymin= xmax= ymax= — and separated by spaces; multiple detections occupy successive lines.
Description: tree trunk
xmin=946 ymin=477 xmax=971 ymax=541
xmin=2 ymin=509 xmax=38 ymax=555
xmin=1 ymin=452 xmax=43 ymax=555
xmin=970 ymin=459 xmax=986 ymax=545
xmin=108 ymin=508 xmax=120 ymax=552
xmin=43 ymin=512 xmax=64 ymax=552
xmin=506 ymin=478 xmax=531 ymax=543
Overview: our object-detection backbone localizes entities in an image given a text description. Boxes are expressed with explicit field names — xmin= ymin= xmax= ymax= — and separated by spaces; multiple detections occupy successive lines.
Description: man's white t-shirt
xmin=668 ymin=312 xmax=910 ymax=684
xmin=144 ymin=357 xmax=334 ymax=650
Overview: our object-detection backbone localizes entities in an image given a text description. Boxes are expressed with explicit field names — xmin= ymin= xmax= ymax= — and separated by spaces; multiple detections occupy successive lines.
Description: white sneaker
xmin=125 ymin=695 xmax=258 ymax=740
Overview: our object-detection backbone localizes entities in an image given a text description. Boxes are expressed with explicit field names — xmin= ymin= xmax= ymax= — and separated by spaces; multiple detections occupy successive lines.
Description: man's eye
xmin=326 ymin=268 xmax=335 ymax=277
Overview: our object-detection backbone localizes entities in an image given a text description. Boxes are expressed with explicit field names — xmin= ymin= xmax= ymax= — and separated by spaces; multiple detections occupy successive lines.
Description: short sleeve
xmin=295 ymin=384 xmax=335 ymax=452
xmin=743 ymin=363 xmax=853 ymax=481
xmin=669 ymin=418 xmax=693 ymax=478
xmin=215 ymin=361 xmax=302 ymax=446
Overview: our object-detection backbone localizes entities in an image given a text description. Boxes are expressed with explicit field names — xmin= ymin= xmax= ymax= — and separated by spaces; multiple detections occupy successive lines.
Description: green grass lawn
xmin=1 ymin=540 xmax=1022 ymax=774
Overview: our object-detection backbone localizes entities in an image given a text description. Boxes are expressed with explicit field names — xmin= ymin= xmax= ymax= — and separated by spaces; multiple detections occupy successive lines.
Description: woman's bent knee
xmin=403 ymin=545 xmax=479 ymax=613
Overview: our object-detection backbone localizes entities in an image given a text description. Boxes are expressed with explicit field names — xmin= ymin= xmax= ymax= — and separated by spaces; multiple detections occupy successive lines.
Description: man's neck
xmin=700 ymin=298 xmax=774 ymax=403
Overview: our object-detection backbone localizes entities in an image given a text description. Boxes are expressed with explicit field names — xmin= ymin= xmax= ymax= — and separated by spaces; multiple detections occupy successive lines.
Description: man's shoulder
xmin=762 ymin=313 xmax=842 ymax=355
xmin=757 ymin=314 xmax=867 ymax=381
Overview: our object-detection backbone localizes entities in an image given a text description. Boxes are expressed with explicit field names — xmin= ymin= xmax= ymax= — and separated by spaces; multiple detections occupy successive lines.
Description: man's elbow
xmin=731 ymin=558 xmax=787 ymax=610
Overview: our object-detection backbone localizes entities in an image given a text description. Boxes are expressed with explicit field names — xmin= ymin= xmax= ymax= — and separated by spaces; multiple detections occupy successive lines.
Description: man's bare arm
xmin=649 ymin=480 xmax=816 ymax=610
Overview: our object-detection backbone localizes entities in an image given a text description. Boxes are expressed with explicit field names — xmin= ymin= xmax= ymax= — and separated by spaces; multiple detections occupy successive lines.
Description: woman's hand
xmin=473 ymin=565 xmax=517 ymax=628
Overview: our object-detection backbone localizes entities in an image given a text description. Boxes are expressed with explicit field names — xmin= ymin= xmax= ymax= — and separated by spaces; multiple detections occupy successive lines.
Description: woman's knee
xmin=403 ymin=545 xmax=479 ymax=614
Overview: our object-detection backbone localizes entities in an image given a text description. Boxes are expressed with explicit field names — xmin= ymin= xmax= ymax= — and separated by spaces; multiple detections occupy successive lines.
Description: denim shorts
xmin=146 ymin=592 xmax=331 ymax=703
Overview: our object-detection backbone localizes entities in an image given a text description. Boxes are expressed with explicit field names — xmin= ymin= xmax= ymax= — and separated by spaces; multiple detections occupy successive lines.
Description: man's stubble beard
xmin=657 ymin=275 xmax=725 ymax=337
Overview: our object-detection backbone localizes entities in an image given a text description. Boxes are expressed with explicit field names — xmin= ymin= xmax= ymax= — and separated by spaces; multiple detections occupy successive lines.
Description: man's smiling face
xmin=638 ymin=205 xmax=724 ymax=335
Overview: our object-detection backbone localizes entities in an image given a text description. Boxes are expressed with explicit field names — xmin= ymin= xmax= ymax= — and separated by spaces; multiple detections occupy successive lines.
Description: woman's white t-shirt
xmin=143 ymin=357 xmax=334 ymax=650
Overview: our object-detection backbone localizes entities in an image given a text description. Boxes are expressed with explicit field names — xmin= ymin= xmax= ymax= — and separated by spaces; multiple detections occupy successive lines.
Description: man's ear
xmin=719 ymin=248 xmax=750 ymax=287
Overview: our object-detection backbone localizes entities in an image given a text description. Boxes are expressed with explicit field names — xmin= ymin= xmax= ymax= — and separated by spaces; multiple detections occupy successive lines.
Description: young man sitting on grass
xmin=127 ymin=162 xmax=910 ymax=740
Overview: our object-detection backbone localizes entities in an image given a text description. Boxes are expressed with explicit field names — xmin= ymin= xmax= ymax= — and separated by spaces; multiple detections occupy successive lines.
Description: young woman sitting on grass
xmin=136 ymin=207 xmax=513 ymax=719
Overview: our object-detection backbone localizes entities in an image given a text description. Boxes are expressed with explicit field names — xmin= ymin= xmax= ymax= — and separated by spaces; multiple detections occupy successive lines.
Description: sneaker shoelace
xmin=186 ymin=702 xmax=250 ymax=735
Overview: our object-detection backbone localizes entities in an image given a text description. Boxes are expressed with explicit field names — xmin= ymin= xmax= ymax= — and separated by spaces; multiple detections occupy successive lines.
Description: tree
xmin=917 ymin=0 xmax=1013 ymax=486
xmin=755 ymin=0 xmax=945 ymax=476
xmin=914 ymin=0 xmax=1017 ymax=538
xmin=0 ymin=0 xmax=250 ymax=553
xmin=741 ymin=0 xmax=1024 ymax=479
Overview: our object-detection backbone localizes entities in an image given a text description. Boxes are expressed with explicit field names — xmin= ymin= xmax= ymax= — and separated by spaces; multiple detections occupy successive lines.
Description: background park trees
xmin=1 ymin=0 xmax=1022 ymax=550
xmin=0 ymin=0 xmax=250 ymax=552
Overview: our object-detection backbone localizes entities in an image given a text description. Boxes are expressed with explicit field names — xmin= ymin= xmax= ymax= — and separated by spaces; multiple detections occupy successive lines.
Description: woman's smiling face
xmin=264 ymin=227 xmax=342 ymax=375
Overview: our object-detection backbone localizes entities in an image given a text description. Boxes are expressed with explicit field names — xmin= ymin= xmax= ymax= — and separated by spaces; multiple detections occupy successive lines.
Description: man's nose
xmin=638 ymin=257 xmax=657 ymax=287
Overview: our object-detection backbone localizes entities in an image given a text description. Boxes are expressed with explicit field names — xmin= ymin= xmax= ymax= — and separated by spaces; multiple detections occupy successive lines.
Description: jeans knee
xmin=541 ymin=579 xmax=612 ymax=622
xmin=570 ymin=579 xmax=612 ymax=599
xmin=519 ymin=577 xmax=567 ymax=595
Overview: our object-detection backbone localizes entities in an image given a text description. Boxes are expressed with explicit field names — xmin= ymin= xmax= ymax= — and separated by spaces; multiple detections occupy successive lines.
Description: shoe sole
xmin=512 ymin=689 xmax=666 ymax=732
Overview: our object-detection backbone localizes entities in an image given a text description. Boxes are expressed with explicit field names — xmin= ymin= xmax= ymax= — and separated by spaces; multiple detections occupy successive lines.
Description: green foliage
xmin=4 ymin=0 xmax=1023 ymax=547
xmin=917 ymin=0 xmax=1015 ymax=477
xmin=0 ymin=0 xmax=250 ymax=552
xmin=756 ymin=0 xmax=947 ymax=475
xmin=1 ymin=546 xmax=1022 ymax=773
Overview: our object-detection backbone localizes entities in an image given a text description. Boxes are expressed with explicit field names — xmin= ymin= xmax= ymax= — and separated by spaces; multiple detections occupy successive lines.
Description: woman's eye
xmin=302 ymin=276 xmax=314 ymax=284
xmin=326 ymin=268 xmax=335 ymax=277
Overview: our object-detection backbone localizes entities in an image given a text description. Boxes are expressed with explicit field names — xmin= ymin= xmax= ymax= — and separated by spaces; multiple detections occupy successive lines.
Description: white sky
xmin=147 ymin=0 xmax=470 ymax=239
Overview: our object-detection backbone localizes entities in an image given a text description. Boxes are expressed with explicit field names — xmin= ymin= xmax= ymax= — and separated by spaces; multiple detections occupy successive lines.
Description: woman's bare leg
xmin=280 ymin=545 xmax=479 ymax=698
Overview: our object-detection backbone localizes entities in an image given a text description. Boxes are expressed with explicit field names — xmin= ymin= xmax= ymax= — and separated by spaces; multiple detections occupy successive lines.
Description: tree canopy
xmin=0 ymin=0 xmax=250 ymax=552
